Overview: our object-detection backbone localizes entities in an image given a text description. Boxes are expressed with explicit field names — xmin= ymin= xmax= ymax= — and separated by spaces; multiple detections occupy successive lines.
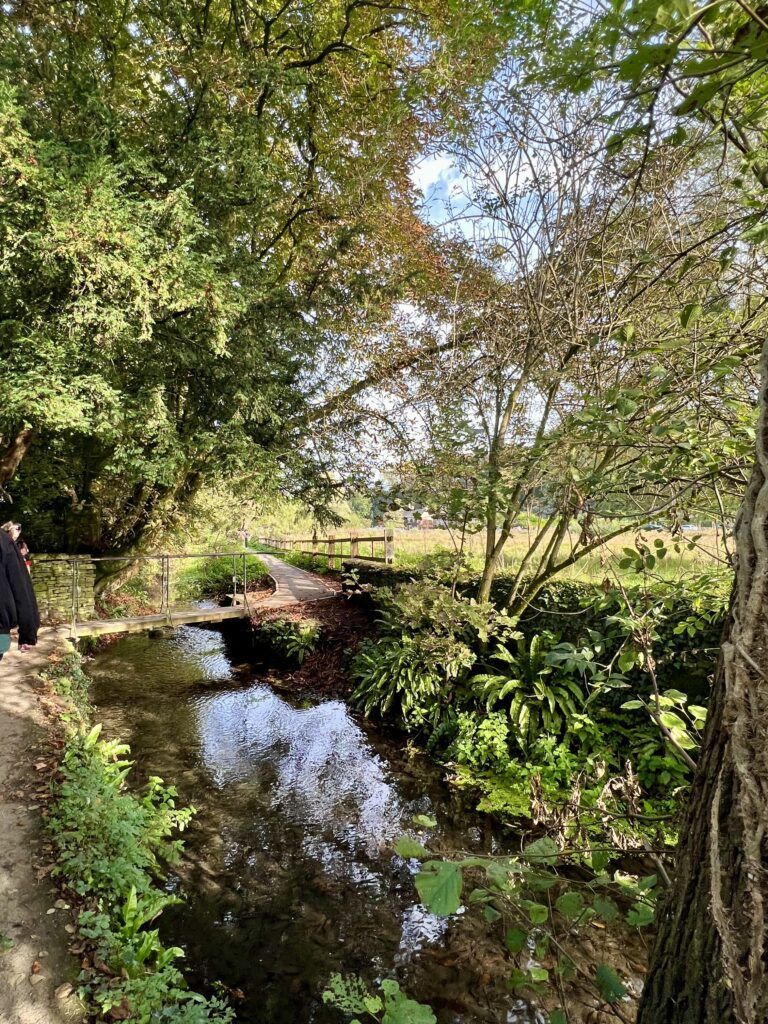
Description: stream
xmin=85 ymin=623 xmax=539 ymax=1024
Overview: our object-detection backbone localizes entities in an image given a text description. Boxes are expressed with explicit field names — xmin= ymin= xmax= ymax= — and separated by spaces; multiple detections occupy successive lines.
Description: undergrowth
xmin=45 ymin=647 xmax=234 ymax=1024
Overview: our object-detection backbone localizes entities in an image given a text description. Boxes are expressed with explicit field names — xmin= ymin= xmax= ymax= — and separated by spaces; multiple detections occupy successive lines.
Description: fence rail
xmin=259 ymin=530 xmax=395 ymax=568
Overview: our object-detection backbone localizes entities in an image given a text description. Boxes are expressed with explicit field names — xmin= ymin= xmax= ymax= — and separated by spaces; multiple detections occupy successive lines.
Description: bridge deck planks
xmin=69 ymin=606 xmax=248 ymax=638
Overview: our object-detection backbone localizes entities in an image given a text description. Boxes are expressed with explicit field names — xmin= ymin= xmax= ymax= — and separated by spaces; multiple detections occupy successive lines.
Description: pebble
xmin=29 ymin=974 xmax=45 ymax=985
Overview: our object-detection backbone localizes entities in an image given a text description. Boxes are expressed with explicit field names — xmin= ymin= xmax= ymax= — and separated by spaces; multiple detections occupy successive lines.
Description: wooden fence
xmin=259 ymin=529 xmax=395 ymax=569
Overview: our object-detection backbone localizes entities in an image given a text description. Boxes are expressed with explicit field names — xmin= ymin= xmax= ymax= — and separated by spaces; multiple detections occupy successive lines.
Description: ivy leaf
xmin=484 ymin=905 xmax=502 ymax=923
xmin=595 ymin=963 xmax=628 ymax=1003
xmin=415 ymin=862 xmax=462 ymax=916
xmin=549 ymin=1012 xmax=567 ymax=1024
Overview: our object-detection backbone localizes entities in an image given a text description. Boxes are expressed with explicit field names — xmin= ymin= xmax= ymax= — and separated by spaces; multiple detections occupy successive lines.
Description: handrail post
xmin=312 ymin=528 xmax=318 ymax=567
xmin=350 ymin=531 xmax=359 ymax=560
xmin=328 ymin=533 xmax=336 ymax=570
xmin=385 ymin=528 xmax=395 ymax=565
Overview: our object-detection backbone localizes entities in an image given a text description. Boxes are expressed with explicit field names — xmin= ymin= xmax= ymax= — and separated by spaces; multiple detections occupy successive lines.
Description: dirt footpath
xmin=0 ymin=631 xmax=83 ymax=1024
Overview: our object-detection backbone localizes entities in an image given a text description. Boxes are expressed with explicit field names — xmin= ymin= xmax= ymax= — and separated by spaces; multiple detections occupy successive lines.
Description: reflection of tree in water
xmin=194 ymin=688 xmax=406 ymax=860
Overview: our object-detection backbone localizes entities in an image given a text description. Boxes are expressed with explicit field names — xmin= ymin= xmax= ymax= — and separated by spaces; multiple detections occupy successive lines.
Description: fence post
xmin=350 ymin=531 xmax=359 ymax=560
xmin=312 ymin=529 xmax=318 ymax=566
xmin=385 ymin=528 xmax=395 ymax=565
xmin=328 ymin=533 xmax=336 ymax=570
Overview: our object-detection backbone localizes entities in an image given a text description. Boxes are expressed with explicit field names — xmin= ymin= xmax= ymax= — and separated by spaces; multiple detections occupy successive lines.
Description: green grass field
xmin=262 ymin=525 xmax=729 ymax=584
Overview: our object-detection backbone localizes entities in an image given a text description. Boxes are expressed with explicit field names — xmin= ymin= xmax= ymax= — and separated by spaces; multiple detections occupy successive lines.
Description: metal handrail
xmin=34 ymin=551 xmax=256 ymax=630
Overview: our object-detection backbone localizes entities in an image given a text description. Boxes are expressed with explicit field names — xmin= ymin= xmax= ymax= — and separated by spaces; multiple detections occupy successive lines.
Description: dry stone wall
xmin=31 ymin=555 xmax=96 ymax=624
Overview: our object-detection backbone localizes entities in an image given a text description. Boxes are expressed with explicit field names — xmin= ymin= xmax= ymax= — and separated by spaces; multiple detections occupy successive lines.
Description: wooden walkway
xmin=65 ymin=553 xmax=334 ymax=638
xmin=255 ymin=553 xmax=335 ymax=608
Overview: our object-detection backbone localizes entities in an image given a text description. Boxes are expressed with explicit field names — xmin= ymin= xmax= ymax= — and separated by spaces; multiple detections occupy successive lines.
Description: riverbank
xmin=0 ymin=630 xmax=83 ymax=1024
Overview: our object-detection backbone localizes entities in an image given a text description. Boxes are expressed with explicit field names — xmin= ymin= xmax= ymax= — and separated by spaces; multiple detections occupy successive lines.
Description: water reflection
xmin=195 ymin=689 xmax=404 ymax=857
xmin=87 ymin=625 xmax=520 ymax=1024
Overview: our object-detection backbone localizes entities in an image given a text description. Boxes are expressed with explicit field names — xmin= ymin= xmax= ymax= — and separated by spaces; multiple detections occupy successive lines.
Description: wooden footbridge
xmin=36 ymin=550 xmax=336 ymax=640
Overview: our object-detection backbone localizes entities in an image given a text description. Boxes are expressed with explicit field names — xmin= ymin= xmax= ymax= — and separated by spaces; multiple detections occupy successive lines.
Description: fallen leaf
xmin=54 ymin=983 xmax=73 ymax=999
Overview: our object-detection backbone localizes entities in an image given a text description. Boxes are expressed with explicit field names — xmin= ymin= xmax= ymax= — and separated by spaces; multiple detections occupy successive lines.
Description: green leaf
xmin=549 ymin=1011 xmax=567 ymax=1024
xmin=523 ymin=836 xmax=559 ymax=866
xmin=415 ymin=862 xmax=463 ymax=916
xmin=590 ymin=850 xmax=611 ymax=874
xmin=412 ymin=814 xmax=437 ymax=828
xmin=593 ymin=895 xmax=620 ymax=922
xmin=380 ymin=980 xmax=436 ymax=1024
xmin=529 ymin=966 xmax=549 ymax=983
xmin=680 ymin=301 xmax=702 ymax=328
xmin=627 ymin=902 xmax=655 ymax=927
xmin=595 ymin=963 xmax=628 ymax=1003
xmin=523 ymin=900 xmax=549 ymax=924
xmin=505 ymin=926 xmax=528 ymax=954
xmin=483 ymin=905 xmax=502 ymax=923
xmin=620 ymin=699 xmax=644 ymax=710
xmin=555 ymin=891 xmax=585 ymax=920
xmin=394 ymin=836 xmax=429 ymax=859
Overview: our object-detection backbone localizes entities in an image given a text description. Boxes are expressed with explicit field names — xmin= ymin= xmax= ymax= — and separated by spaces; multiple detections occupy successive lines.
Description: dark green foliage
xmin=351 ymin=574 xmax=726 ymax=830
xmin=256 ymin=616 xmax=321 ymax=666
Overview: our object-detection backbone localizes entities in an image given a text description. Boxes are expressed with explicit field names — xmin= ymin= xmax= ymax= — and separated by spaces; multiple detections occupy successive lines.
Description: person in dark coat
xmin=0 ymin=522 xmax=39 ymax=651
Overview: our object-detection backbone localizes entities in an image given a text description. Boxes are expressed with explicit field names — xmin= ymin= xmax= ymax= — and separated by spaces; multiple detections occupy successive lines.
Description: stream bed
xmin=86 ymin=623 xmax=538 ymax=1024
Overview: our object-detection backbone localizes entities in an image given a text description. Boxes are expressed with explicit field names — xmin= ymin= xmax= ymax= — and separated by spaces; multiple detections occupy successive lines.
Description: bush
xmin=256 ymin=616 xmax=321 ymax=665
xmin=351 ymin=581 xmax=516 ymax=727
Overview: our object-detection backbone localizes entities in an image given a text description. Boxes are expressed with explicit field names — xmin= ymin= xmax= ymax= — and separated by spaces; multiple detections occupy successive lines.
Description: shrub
xmin=256 ymin=616 xmax=321 ymax=665
xmin=45 ymin=653 xmax=233 ymax=1023
xmin=351 ymin=581 xmax=516 ymax=727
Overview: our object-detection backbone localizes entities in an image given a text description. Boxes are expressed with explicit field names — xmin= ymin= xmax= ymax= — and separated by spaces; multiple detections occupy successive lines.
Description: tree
xmin=526 ymin=1 xmax=768 ymax=1018
xmin=0 ymin=0 xmax=502 ymax=551
xmin=365 ymin=66 xmax=761 ymax=607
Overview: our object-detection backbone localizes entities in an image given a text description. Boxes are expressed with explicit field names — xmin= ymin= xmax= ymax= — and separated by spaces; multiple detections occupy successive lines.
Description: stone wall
xmin=31 ymin=555 xmax=96 ymax=624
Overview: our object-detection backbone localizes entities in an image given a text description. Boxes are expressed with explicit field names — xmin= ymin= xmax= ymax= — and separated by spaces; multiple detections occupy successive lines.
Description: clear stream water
xmin=86 ymin=623 xmax=538 ymax=1024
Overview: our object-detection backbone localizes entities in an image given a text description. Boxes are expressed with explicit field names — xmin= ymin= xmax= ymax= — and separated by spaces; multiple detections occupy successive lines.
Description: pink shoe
xmin=19 ymin=644 xmax=30 ymax=653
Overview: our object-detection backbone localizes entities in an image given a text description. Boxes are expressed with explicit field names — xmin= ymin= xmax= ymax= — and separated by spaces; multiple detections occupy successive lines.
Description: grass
xmin=259 ymin=526 xmax=729 ymax=584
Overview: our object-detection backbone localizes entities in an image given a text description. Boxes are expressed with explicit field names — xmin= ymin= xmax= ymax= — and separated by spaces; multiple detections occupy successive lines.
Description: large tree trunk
xmin=0 ymin=427 xmax=35 ymax=486
xmin=638 ymin=341 xmax=768 ymax=1024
